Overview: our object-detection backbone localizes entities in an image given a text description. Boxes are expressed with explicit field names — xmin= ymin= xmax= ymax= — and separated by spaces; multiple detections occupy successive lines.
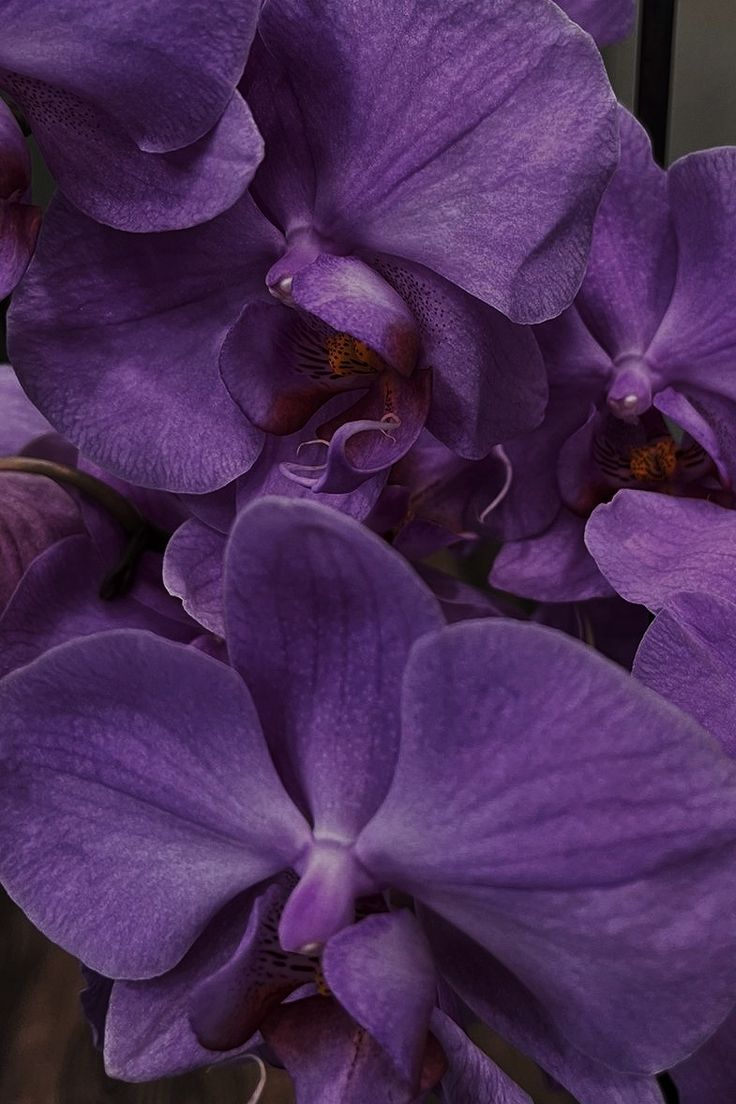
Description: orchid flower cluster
xmin=1 ymin=2 xmax=736 ymax=1102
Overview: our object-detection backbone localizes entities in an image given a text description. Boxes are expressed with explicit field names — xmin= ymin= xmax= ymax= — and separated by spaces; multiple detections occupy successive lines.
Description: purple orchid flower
xmin=0 ymin=100 xmax=40 ymax=298
xmin=8 ymin=0 xmax=617 ymax=494
xmin=2 ymin=498 xmax=736 ymax=1103
xmin=0 ymin=364 xmax=205 ymax=676
xmin=487 ymin=108 xmax=736 ymax=603
xmin=557 ymin=0 xmax=636 ymax=46
xmin=0 ymin=0 xmax=263 ymax=231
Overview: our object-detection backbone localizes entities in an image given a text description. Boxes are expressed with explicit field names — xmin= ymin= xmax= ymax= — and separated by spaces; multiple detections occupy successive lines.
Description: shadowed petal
xmin=8 ymin=194 xmax=278 ymax=491
xmin=358 ymin=620 xmax=736 ymax=1072
xmin=225 ymin=497 xmax=443 ymax=836
xmin=0 ymin=631 xmax=310 ymax=978
xmin=255 ymin=0 xmax=617 ymax=322
xmin=585 ymin=491 xmax=736 ymax=608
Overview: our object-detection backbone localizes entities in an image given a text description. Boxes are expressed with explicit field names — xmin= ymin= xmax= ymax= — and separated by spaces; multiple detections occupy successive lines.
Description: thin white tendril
xmin=478 ymin=445 xmax=513 ymax=525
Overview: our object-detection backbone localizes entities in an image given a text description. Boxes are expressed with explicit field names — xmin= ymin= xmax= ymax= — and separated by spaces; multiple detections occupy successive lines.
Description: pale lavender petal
xmin=225 ymin=497 xmax=443 ymax=836
xmin=358 ymin=620 xmax=736 ymax=1072
xmin=163 ymin=519 xmax=227 ymax=636
xmin=9 ymin=193 xmax=279 ymax=491
xmin=256 ymin=0 xmax=617 ymax=322
xmin=585 ymin=491 xmax=736 ymax=609
xmin=634 ymin=593 xmax=736 ymax=758
xmin=0 ymin=631 xmax=310 ymax=977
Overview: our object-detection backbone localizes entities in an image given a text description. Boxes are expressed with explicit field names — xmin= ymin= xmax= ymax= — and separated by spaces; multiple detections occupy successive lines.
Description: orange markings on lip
xmin=628 ymin=438 xmax=678 ymax=482
xmin=325 ymin=333 xmax=386 ymax=378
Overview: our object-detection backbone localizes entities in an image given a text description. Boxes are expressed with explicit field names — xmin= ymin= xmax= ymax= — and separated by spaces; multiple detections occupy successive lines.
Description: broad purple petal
xmin=8 ymin=194 xmax=278 ymax=491
xmin=358 ymin=620 xmax=736 ymax=1072
xmin=585 ymin=491 xmax=736 ymax=608
xmin=0 ymin=631 xmax=309 ymax=977
xmin=634 ymin=592 xmax=736 ymax=758
xmin=225 ymin=497 xmax=443 ymax=837
xmin=255 ymin=0 xmax=617 ymax=322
